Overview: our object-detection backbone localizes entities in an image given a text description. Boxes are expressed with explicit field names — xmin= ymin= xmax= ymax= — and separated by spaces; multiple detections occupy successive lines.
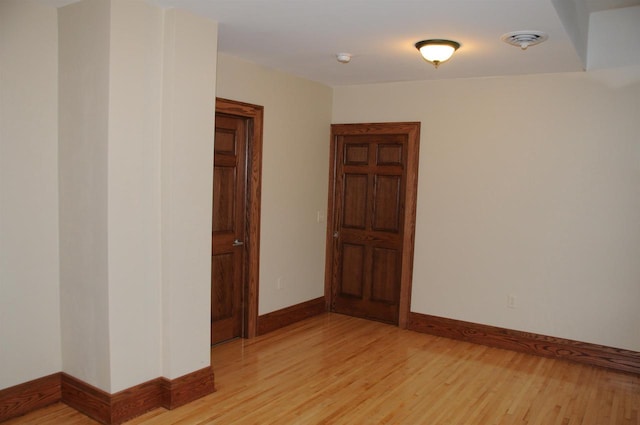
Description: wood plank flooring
xmin=6 ymin=313 xmax=640 ymax=424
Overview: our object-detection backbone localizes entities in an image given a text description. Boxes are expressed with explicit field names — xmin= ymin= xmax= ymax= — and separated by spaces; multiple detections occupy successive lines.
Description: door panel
xmin=343 ymin=174 xmax=368 ymax=228
xmin=340 ymin=243 xmax=365 ymax=298
xmin=377 ymin=143 xmax=403 ymax=165
xmin=213 ymin=166 xmax=236 ymax=231
xmin=345 ymin=143 xmax=369 ymax=164
xmin=372 ymin=175 xmax=401 ymax=231
xmin=327 ymin=123 xmax=420 ymax=327
xmin=212 ymin=253 xmax=234 ymax=319
xmin=211 ymin=114 xmax=247 ymax=345
xmin=371 ymin=247 xmax=398 ymax=303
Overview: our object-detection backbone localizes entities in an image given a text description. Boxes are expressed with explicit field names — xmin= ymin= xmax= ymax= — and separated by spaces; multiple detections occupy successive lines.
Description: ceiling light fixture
xmin=415 ymin=39 xmax=460 ymax=68
xmin=336 ymin=53 xmax=352 ymax=64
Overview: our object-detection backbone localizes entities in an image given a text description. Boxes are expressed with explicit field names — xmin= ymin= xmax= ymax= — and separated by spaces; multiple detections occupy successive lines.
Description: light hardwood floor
xmin=7 ymin=313 xmax=640 ymax=424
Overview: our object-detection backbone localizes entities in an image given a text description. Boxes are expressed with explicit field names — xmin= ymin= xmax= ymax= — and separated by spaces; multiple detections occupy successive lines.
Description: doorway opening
xmin=324 ymin=122 xmax=420 ymax=328
xmin=211 ymin=98 xmax=263 ymax=344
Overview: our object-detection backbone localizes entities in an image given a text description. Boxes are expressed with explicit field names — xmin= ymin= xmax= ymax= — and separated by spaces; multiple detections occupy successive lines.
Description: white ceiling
xmin=584 ymin=0 xmax=640 ymax=12
xmin=42 ymin=0 xmax=640 ymax=86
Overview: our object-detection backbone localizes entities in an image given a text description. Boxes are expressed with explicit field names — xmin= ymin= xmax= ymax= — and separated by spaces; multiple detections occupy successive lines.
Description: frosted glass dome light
xmin=415 ymin=39 xmax=460 ymax=68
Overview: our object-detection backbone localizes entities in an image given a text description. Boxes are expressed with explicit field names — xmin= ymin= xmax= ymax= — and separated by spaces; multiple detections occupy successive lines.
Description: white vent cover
xmin=501 ymin=31 xmax=548 ymax=50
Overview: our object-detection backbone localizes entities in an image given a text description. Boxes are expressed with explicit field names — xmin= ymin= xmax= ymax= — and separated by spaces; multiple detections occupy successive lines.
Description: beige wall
xmin=2 ymin=0 xmax=217 ymax=393
xmin=58 ymin=0 xmax=112 ymax=391
xmin=333 ymin=71 xmax=640 ymax=351
xmin=159 ymin=8 xmax=218 ymax=382
xmin=107 ymin=0 xmax=164 ymax=391
xmin=216 ymin=53 xmax=332 ymax=315
xmin=0 ymin=0 xmax=61 ymax=390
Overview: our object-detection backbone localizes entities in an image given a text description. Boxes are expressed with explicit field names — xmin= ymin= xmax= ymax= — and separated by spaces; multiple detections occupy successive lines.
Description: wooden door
xmin=326 ymin=122 xmax=420 ymax=326
xmin=211 ymin=113 xmax=247 ymax=344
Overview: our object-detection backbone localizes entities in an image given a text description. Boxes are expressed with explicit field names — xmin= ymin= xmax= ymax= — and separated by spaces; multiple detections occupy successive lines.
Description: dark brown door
xmin=211 ymin=113 xmax=247 ymax=344
xmin=327 ymin=123 xmax=420 ymax=326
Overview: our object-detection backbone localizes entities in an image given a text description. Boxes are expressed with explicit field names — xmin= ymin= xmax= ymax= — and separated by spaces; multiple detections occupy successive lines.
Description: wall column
xmin=58 ymin=0 xmax=217 ymax=394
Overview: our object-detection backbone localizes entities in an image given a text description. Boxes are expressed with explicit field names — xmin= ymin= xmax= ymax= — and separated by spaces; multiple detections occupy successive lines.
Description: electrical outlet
xmin=277 ymin=277 xmax=284 ymax=290
xmin=507 ymin=294 xmax=517 ymax=309
xmin=317 ymin=211 xmax=326 ymax=223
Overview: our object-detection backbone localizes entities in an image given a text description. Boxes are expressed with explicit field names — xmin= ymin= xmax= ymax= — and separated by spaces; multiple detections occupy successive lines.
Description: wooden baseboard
xmin=1 ymin=368 xmax=215 ymax=425
xmin=159 ymin=367 xmax=215 ymax=410
xmin=0 ymin=373 xmax=61 ymax=422
xmin=60 ymin=373 xmax=113 ymax=424
xmin=257 ymin=297 xmax=326 ymax=336
xmin=407 ymin=312 xmax=640 ymax=375
xmin=111 ymin=378 xmax=166 ymax=424
xmin=63 ymin=368 xmax=215 ymax=425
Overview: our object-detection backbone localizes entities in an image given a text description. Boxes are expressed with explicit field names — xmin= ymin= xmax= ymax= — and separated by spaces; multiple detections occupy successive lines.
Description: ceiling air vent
xmin=501 ymin=31 xmax=548 ymax=50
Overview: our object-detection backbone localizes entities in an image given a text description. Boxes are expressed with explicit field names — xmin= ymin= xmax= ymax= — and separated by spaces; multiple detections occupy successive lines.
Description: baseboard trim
xmin=0 ymin=373 xmax=61 ymax=422
xmin=407 ymin=312 xmax=640 ymax=375
xmin=257 ymin=297 xmax=326 ymax=336
xmin=159 ymin=367 xmax=216 ymax=410
xmin=61 ymin=373 xmax=116 ymax=424
xmin=1 ymin=368 xmax=215 ymax=424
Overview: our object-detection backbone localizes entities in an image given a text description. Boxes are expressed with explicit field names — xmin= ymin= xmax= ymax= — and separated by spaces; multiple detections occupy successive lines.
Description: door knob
xmin=233 ymin=239 xmax=244 ymax=246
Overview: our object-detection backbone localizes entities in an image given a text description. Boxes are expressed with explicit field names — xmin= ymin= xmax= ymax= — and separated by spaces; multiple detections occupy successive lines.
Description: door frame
xmin=324 ymin=122 xmax=420 ymax=328
xmin=215 ymin=97 xmax=263 ymax=338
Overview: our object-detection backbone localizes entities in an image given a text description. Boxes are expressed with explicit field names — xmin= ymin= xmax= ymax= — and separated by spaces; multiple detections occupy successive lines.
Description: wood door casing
xmin=211 ymin=114 xmax=246 ymax=344
xmin=325 ymin=122 xmax=420 ymax=327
